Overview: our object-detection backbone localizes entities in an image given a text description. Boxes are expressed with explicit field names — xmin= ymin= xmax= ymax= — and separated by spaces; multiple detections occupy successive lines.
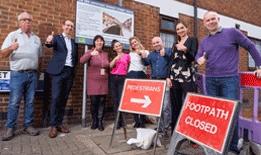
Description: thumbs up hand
xmin=9 ymin=38 xmax=19 ymax=51
xmin=46 ymin=31 xmax=54 ymax=44
xmin=197 ymin=52 xmax=207 ymax=66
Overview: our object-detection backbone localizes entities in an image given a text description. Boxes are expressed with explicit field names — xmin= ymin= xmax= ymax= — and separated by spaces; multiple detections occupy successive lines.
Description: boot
xmin=98 ymin=120 xmax=104 ymax=131
xmin=91 ymin=118 xmax=98 ymax=130
xmin=2 ymin=128 xmax=14 ymax=141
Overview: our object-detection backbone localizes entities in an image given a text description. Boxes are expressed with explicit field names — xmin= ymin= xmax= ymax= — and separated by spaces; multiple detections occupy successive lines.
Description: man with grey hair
xmin=196 ymin=11 xmax=261 ymax=154
xmin=1 ymin=11 xmax=42 ymax=141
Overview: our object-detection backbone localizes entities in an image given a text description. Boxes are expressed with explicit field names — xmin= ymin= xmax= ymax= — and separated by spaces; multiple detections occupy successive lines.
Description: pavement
xmin=0 ymin=122 xmax=247 ymax=155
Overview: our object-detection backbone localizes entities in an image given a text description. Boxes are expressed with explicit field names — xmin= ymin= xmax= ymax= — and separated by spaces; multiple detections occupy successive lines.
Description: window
xmin=248 ymin=38 xmax=261 ymax=68
xmin=160 ymin=15 xmax=177 ymax=49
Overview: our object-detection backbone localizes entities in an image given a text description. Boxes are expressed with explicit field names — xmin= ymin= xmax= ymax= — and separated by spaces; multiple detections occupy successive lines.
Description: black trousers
xmin=50 ymin=66 xmax=74 ymax=127
xmin=90 ymin=95 xmax=106 ymax=122
xmin=110 ymin=74 xmax=126 ymax=126
xmin=170 ymin=80 xmax=197 ymax=132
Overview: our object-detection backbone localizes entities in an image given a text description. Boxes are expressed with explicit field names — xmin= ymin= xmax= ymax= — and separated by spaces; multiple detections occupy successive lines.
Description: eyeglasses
xmin=65 ymin=24 xmax=74 ymax=28
xmin=20 ymin=18 xmax=32 ymax=22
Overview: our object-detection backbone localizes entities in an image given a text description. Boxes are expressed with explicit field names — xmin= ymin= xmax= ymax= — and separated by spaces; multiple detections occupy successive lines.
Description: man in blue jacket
xmin=45 ymin=20 xmax=78 ymax=138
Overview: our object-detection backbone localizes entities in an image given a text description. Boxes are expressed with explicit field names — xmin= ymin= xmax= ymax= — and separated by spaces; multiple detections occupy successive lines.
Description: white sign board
xmin=75 ymin=0 xmax=134 ymax=48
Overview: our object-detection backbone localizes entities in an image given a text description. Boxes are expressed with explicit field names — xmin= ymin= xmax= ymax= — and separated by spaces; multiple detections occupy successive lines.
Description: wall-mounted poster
xmin=0 ymin=71 xmax=44 ymax=92
xmin=76 ymin=0 xmax=134 ymax=48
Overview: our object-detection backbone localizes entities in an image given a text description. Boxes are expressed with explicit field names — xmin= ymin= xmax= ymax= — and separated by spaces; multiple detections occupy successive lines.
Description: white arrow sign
xmin=130 ymin=95 xmax=152 ymax=108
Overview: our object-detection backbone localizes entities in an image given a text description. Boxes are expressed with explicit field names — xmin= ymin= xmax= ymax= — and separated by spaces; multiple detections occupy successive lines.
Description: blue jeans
xmin=159 ymin=88 xmax=171 ymax=132
xmin=206 ymin=76 xmax=239 ymax=153
xmin=6 ymin=71 xmax=38 ymax=128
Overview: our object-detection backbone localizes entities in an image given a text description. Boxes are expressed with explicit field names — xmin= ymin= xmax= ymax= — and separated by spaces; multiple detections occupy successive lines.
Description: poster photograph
xmin=76 ymin=0 xmax=134 ymax=47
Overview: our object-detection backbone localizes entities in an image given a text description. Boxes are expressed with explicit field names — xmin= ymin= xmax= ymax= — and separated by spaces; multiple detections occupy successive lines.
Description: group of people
xmin=1 ymin=10 xmax=261 ymax=154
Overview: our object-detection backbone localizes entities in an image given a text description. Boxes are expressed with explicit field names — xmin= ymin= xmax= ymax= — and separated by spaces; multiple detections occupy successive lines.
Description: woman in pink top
xmin=80 ymin=35 xmax=109 ymax=131
xmin=110 ymin=40 xmax=130 ymax=129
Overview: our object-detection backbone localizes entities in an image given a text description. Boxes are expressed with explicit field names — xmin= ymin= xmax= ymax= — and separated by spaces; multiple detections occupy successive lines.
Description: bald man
xmin=196 ymin=11 xmax=261 ymax=154
xmin=1 ymin=11 xmax=42 ymax=141
xmin=142 ymin=36 xmax=172 ymax=135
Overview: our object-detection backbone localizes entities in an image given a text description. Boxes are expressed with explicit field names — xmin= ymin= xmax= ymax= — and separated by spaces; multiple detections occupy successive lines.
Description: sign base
xmin=167 ymin=132 xmax=222 ymax=155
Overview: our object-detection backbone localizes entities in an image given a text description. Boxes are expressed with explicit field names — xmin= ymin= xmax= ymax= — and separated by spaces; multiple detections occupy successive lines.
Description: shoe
xmin=48 ymin=127 xmax=57 ymax=138
xmin=24 ymin=126 xmax=40 ymax=136
xmin=91 ymin=119 xmax=98 ymax=130
xmin=57 ymin=125 xmax=70 ymax=133
xmin=2 ymin=128 xmax=14 ymax=141
xmin=133 ymin=122 xmax=139 ymax=128
xmin=98 ymin=120 xmax=104 ymax=131
xmin=116 ymin=122 xmax=122 ymax=130
xmin=139 ymin=123 xmax=145 ymax=128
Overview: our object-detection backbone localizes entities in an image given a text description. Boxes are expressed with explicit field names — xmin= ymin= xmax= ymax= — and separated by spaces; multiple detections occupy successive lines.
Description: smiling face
xmin=18 ymin=12 xmax=33 ymax=33
xmin=130 ymin=38 xmax=139 ymax=50
xmin=94 ymin=38 xmax=104 ymax=51
xmin=176 ymin=23 xmax=188 ymax=38
xmin=113 ymin=41 xmax=123 ymax=53
xmin=62 ymin=20 xmax=74 ymax=36
xmin=152 ymin=37 xmax=163 ymax=51
xmin=203 ymin=11 xmax=220 ymax=33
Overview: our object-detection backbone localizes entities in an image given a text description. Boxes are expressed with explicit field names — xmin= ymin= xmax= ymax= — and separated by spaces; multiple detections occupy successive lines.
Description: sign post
xmin=168 ymin=93 xmax=239 ymax=155
xmin=109 ymin=79 xmax=166 ymax=154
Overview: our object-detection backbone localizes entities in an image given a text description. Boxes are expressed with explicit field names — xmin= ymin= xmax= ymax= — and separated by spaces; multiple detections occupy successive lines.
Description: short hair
xmin=93 ymin=35 xmax=105 ymax=49
xmin=203 ymin=11 xmax=219 ymax=20
xmin=17 ymin=12 xmax=32 ymax=21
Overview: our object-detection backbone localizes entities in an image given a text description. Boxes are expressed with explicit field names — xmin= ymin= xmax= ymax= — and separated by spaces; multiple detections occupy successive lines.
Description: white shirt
xmin=62 ymin=33 xmax=73 ymax=67
xmin=128 ymin=51 xmax=149 ymax=72
xmin=1 ymin=29 xmax=42 ymax=71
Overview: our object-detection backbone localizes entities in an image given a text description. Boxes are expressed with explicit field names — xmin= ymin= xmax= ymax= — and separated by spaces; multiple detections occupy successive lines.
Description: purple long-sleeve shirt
xmin=196 ymin=28 xmax=261 ymax=77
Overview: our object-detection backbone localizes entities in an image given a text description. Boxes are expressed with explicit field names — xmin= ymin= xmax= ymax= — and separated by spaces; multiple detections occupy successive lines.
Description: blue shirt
xmin=143 ymin=48 xmax=172 ymax=79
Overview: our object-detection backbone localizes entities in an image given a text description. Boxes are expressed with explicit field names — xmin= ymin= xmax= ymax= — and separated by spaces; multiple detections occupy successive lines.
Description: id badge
xmin=100 ymin=68 xmax=105 ymax=75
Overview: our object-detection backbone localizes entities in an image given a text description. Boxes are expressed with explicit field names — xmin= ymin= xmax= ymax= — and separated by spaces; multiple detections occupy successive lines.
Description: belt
xmin=152 ymin=77 xmax=166 ymax=80
xmin=17 ymin=69 xmax=37 ymax=73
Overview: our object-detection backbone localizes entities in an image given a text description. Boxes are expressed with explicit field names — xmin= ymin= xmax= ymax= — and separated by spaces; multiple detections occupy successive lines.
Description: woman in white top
xmin=127 ymin=36 xmax=149 ymax=128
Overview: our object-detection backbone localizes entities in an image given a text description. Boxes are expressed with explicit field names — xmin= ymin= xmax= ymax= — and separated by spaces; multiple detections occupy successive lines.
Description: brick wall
xmin=0 ymin=0 xmax=160 ymax=128
xmin=178 ymin=0 xmax=261 ymax=27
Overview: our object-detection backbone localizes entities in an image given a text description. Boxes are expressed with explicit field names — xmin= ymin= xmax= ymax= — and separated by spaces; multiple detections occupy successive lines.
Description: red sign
xmin=175 ymin=93 xmax=237 ymax=153
xmin=240 ymin=72 xmax=261 ymax=87
xmin=119 ymin=79 xmax=166 ymax=117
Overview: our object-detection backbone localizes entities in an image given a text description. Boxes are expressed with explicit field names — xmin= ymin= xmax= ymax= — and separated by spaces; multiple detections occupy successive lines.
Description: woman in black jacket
xmin=167 ymin=21 xmax=198 ymax=133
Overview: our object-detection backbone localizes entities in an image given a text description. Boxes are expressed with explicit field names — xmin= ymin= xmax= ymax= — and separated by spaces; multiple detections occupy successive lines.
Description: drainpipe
xmin=193 ymin=0 xmax=198 ymax=38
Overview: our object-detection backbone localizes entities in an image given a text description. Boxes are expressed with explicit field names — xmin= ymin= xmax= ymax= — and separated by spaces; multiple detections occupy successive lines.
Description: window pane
xmin=161 ymin=19 xmax=175 ymax=31
xmin=160 ymin=32 xmax=176 ymax=49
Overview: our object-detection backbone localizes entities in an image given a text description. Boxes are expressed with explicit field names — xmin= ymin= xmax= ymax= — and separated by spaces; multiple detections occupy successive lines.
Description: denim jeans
xmin=159 ymin=88 xmax=171 ymax=132
xmin=6 ymin=71 xmax=38 ymax=128
xmin=206 ymin=76 xmax=239 ymax=152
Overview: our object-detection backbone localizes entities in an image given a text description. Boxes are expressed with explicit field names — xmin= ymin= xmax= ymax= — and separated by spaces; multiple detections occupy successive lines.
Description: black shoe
xmin=116 ymin=122 xmax=122 ymax=130
xmin=98 ymin=120 xmax=104 ymax=131
xmin=91 ymin=119 xmax=98 ymax=130
xmin=139 ymin=123 xmax=145 ymax=128
xmin=133 ymin=122 xmax=139 ymax=128
xmin=2 ymin=128 xmax=14 ymax=141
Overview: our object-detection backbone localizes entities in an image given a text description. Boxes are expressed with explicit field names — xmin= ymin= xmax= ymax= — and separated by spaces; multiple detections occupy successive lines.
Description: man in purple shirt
xmin=196 ymin=11 xmax=261 ymax=154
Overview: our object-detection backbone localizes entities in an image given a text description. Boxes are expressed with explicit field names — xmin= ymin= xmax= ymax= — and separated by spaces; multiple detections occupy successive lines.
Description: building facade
xmin=0 ymin=0 xmax=260 ymax=128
